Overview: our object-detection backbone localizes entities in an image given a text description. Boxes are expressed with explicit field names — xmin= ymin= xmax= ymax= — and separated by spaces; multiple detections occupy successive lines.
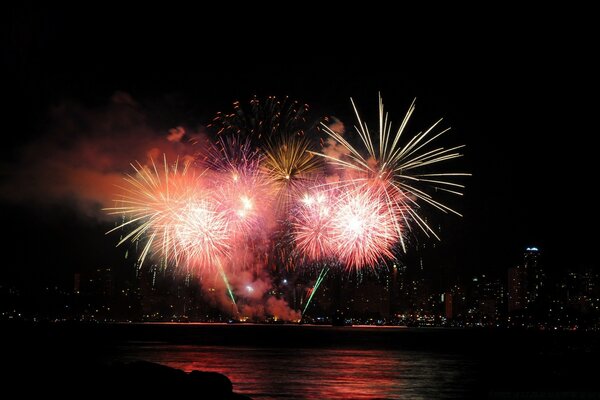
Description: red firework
xmin=172 ymin=197 xmax=231 ymax=271
xmin=330 ymin=185 xmax=399 ymax=270
xmin=293 ymin=190 xmax=335 ymax=262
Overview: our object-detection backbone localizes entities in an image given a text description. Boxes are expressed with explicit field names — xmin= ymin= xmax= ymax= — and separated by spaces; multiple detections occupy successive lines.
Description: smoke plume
xmin=1 ymin=92 xmax=200 ymax=218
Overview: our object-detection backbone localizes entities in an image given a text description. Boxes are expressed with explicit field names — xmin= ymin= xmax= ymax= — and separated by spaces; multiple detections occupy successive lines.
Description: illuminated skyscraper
xmin=524 ymin=247 xmax=544 ymax=306
xmin=508 ymin=247 xmax=544 ymax=314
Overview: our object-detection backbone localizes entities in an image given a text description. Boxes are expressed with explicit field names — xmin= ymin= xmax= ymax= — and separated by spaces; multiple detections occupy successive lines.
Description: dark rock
xmin=189 ymin=370 xmax=233 ymax=393
xmin=100 ymin=361 xmax=251 ymax=399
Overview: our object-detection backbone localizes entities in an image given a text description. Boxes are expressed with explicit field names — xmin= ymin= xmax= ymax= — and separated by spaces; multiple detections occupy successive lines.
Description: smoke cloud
xmin=321 ymin=117 xmax=349 ymax=160
xmin=1 ymin=92 xmax=200 ymax=218
xmin=199 ymin=266 xmax=300 ymax=322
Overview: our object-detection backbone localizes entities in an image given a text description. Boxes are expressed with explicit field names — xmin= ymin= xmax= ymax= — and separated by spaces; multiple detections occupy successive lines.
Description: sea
xmin=6 ymin=323 xmax=600 ymax=399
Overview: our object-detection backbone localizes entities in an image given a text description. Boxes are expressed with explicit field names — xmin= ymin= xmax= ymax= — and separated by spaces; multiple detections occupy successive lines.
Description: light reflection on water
xmin=117 ymin=344 xmax=478 ymax=399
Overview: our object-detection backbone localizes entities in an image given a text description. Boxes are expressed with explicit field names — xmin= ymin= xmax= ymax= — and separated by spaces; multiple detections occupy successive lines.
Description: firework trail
xmin=217 ymin=260 xmax=239 ymax=316
xmin=301 ymin=266 xmax=329 ymax=318
xmin=313 ymin=94 xmax=469 ymax=252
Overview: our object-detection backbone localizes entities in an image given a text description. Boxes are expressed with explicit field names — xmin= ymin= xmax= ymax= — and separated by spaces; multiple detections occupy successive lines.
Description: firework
xmin=218 ymin=260 xmax=239 ymax=316
xmin=171 ymin=198 xmax=231 ymax=270
xmin=105 ymin=156 xmax=199 ymax=267
xmin=209 ymin=96 xmax=311 ymax=145
xmin=199 ymin=131 xmax=275 ymax=236
xmin=209 ymin=96 xmax=322 ymax=213
xmin=263 ymin=134 xmax=322 ymax=212
xmin=301 ymin=266 xmax=329 ymax=318
xmin=313 ymin=95 xmax=469 ymax=252
xmin=105 ymin=156 xmax=232 ymax=272
xmin=199 ymin=134 xmax=262 ymax=182
xmin=292 ymin=190 xmax=335 ymax=262
xmin=104 ymin=94 xmax=468 ymax=320
xmin=330 ymin=185 xmax=399 ymax=269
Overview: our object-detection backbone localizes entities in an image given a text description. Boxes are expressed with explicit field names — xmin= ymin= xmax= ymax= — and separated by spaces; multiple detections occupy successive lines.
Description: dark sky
xmin=2 ymin=5 xmax=598 ymax=290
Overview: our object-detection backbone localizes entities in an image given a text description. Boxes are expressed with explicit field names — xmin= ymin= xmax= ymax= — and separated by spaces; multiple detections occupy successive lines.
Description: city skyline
xmin=3 ymin=244 xmax=598 ymax=332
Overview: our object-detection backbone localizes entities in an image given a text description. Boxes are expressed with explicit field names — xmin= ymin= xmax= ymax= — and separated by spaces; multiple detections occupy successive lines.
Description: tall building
xmin=472 ymin=274 xmax=505 ymax=319
xmin=524 ymin=247 xmax=544 ymax=305
xmin=444 ymin=292 xmax=453 ymax=319
xmin=73 ymin=273 xmax=81 ymax=294
xmin=508 ymin=266 xmax=526 ymax=313
xmin=565 ymin=268 xmax=600 ymax=313
xmin=581 ymin=269 xmax=599 ymax=298
xmin=88 ymin=267 xmax=114 ymax=297
xmin=508 ymin=247 xmax=544 ymax=314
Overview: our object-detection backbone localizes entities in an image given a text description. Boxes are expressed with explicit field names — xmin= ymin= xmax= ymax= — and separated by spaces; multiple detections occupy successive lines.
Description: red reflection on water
xmin=124 ymin=346 xmax=408 ymax=399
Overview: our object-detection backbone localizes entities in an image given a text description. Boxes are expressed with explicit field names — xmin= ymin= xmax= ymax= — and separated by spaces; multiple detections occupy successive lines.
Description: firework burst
xmin=203 ymin=135 xmax=271 ymax=236
xmin=209 ymin=96 xmax=323 ymax=213
xmin=330 ymin=185 xmax=399 ymax=269
xmin=199 ymin=135 xmax=262 ymax=181
xmin=105 ymin=156 xmax=198 ymax=267
xmin=263 ymin=134 xmax=322 ymax=212
xmin=313 ymin=94 xmax=469 ymax=252
xmin=215 ymin=182 xmax=262 ymax=237
xmin=171 ymin=198 xmax=231 ymax=271
xmin=209 ymin=95 xmax=312 ymax=144
xmin=105 ymin=156 xmax=231 ymax=272
xmin=292 ymin=190 xmax=335 ymax=262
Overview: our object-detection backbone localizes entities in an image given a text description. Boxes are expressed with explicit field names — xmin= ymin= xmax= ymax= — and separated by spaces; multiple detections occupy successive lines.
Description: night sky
xmin=2 ymin=5 xmax=597 ymax=292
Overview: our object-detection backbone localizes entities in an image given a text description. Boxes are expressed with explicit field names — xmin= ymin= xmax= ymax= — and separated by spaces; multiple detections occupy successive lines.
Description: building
xmin=471 ymin=274 xmax=505 ymax=321
xmin=508 ymin=247 xmax=544 ymax=314
xmin=444 ymin=292 xmax=453 ymax=319
xmin=508 ymin=266 xmax=527 ymax=313
xmin=524 ymin=247 xmax=544 ymax=306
